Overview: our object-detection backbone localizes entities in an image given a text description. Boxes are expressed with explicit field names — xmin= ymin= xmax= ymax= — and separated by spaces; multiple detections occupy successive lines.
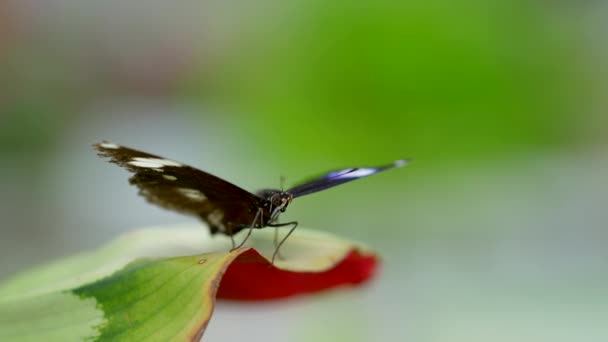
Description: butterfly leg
xmin=273 ymin=228 xmax=285 ymax=260
xmin=267 ymin=221 xmax=298 ymax=264
xmin=224 ymin=225 xmax=237 ymax=249
xmin=274 ymin=227 xmax=283 ymax=260
xmin=233 ymin=207 xmax=263 ymax=250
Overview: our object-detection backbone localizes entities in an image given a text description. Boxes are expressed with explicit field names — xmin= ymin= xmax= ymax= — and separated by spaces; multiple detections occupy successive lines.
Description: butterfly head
xmin=268 ymin=191 xmax=293 ymax=220
xmin=271 ymin=192 xmax=293 ymax=212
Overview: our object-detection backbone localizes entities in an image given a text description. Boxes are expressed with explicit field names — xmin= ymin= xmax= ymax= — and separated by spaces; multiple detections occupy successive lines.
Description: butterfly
xmin=94 ymin=141 xmax=409 ymax=262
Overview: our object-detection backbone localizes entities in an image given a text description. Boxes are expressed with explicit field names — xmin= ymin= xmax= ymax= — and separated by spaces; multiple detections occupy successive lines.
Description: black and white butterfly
xmin=94 ymin=141 xmax=409 ymax=262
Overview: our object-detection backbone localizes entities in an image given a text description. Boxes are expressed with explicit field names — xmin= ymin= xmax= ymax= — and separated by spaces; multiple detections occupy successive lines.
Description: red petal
xmin=217 ymin=248 xmax=380 ymax=300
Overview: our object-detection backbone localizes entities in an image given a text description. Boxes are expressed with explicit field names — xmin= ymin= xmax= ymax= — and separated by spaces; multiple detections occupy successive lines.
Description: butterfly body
xmin=94 ymin=141 xmax=408 ymax=260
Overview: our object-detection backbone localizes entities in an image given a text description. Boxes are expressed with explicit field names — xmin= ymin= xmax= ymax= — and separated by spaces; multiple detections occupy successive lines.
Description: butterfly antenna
xmin=280 ymin=175 xmax=286 ymax=191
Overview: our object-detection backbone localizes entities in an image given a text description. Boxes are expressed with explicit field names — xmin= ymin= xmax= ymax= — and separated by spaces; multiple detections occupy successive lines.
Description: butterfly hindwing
xmin=94 ymin=142 xmax=265 ymax=235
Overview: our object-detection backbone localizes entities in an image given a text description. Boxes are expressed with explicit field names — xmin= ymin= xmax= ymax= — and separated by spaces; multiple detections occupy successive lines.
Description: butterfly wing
xmin=287 ymin=159 xmax=409 ymax=198
xmin=94 ymin=142 xmax=266 ymax=235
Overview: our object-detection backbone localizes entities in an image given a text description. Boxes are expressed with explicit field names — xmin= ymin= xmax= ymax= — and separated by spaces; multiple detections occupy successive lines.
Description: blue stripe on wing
xmin=287 ymin=159 xmax=410 ymax=198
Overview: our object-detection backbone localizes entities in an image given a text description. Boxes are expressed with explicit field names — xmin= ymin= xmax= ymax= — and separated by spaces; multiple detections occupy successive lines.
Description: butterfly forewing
xmin=94 ymin=142 xmax=266 ymax=235
xmin=287 ymin=159 xmax=409 ymax=198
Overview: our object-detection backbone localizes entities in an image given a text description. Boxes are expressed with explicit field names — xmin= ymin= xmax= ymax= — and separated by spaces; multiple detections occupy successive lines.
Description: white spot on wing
xmin=163 ymin=175 xmax=177 ymax=181
xmin=208 ymin=209 xmax=224 ymax=227
xmin=128 ymin=160 xmax=163 ymax=168
xmin=177 ymin=188 xmax=206 ymax=201
xmin=394 ymin=159 xmax=409 ymax=167
xmin=100 ymin=142 xmax=119 ymax=149
xmin=128 ymin=157 xmax=182 ymax=169
xmin=328 ymin=167 xmax=377 ymax=179
xmin=347 ymin=168 xmax=379 ymax=177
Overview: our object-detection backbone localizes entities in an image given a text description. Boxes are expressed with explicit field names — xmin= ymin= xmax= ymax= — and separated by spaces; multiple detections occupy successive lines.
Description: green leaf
xmin=0 ymin=225 xmax=378 ymax=341
xmin=0 ymin=252 xmax=239 ymax=341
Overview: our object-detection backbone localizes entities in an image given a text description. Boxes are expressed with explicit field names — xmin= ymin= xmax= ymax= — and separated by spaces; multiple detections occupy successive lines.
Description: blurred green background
xmin=1 ymin=1 xmax=607 ymax=341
